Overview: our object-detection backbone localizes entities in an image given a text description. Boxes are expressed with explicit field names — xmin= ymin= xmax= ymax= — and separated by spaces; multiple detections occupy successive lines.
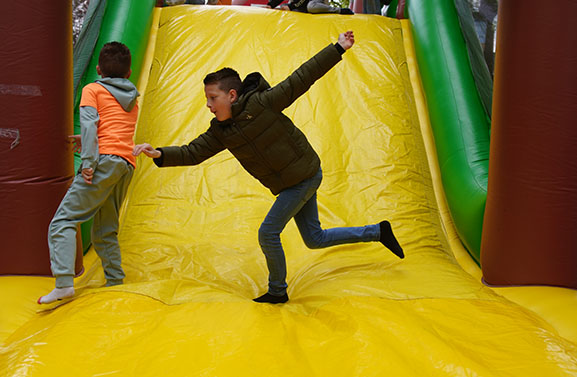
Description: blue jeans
xmin=258 ymin=168 xmax=380 ymax=296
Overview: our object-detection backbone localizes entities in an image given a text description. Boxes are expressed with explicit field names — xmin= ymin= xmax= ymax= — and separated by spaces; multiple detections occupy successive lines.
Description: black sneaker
xmin=253 ymin=292 xmax=289 ymax=304
xmin=379 ymin=220 xmax=404 ymax=259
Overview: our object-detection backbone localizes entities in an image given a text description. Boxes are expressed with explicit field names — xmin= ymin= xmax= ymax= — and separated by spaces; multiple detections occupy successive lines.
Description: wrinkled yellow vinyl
xmin=2 ymin=6 xmax=577 ymax=376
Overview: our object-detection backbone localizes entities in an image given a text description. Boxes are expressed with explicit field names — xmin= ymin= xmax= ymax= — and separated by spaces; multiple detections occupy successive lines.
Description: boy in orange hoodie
xmin=39 ymin=42 xmax=139 ymax=304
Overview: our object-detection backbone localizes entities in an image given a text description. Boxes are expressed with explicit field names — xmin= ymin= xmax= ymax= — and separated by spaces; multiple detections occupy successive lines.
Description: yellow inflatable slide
xmin=1 ymin=7 xmax=576 ymax=376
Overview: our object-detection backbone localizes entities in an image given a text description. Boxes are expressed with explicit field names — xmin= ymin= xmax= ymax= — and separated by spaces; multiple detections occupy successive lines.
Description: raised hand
xmin=337 ymin=30 xmax=355 ymax=51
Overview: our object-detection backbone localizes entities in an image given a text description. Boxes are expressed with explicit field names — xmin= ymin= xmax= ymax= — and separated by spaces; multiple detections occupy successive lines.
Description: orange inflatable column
xmin=0 ymin=1 xmax=82 ymax=275
xmin=481 ymin=0 xmax=577 ymax=288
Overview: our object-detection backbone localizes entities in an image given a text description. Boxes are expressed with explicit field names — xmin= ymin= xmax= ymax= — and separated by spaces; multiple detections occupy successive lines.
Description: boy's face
xmin=204 ymin=84 xmax=237 ymax=121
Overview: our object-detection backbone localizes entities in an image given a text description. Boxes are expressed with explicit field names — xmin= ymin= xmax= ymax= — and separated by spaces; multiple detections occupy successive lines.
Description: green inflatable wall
xmin=73 ymin=0 xmax=156 ymax=252
xmin=388 ymin=0 xmax=491 ymax=262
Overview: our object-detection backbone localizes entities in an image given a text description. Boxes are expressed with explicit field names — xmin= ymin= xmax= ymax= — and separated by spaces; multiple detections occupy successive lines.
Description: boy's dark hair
xmin=98 ymin=42 xmax=131 ymax=78
xmin=204 ymin=68 xmax=242 ymax=93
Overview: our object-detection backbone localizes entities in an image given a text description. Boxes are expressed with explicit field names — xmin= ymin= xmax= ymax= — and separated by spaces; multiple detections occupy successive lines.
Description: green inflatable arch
xmin=388 ymin=0 xmax=491 ymax=263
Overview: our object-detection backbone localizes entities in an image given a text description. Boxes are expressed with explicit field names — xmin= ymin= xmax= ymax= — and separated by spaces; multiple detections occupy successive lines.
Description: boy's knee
xmin=307 ymin=4 xmax=321 ymax=13
xmin=48 ymin=217 xmax=72 ymax=235
xmin=307 ymin=1 xmax=337 ymax=14
xmin=302 ymin=236 xmax=323 ymax=249
xmin=258 ymin=224 xmax=270 ymax=245
xmin=258 ymin=224 xmax=279 ymax=248
xmin=48 ymin=219 xmax=58 ymax=234
xmin=298 ymin=228 xmax=324 ymax=249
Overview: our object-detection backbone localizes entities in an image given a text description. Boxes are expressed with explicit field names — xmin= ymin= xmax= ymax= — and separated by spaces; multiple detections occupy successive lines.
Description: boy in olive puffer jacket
xmin=133 ymin=31 xmax=403 ymax=304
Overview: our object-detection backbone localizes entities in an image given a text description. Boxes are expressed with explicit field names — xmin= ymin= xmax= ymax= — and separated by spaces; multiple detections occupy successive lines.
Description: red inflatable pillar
xmin=0 ymin=1 xmax=83 ymax=275
xmin=396 ymin=0 xmax=406 ymax=19
xmin=481 ymin=0 xmax=577 ymax=288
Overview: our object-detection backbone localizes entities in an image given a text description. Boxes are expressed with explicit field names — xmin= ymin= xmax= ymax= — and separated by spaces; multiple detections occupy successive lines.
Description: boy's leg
xmin=47 ymin=175 xmax=86 ymax=291
xmin=48 ymin=175 xmax=114 ymax=288
xmin=294 ymin=171 xmax=403 ymax=258
xmin=41 ymin=156 xmax=127 ymax=304
xmin=92 ymin=161 xmax=133 ymax=286
xmin=294 ymin=194 xmax=379 ymax=248
xmin=256 ymin=170 xmax=323 ymax=301
xmin=307 ymin=0 xmax=340 ymax=13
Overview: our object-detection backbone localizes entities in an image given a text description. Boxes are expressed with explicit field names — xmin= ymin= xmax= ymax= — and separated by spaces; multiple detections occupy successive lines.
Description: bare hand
xmin=82 ymin=168 xmax=94 ymax=184
xmin=337 ymin=31 xmax=355 ymax=51
xmin=69 ymin=135 xmax=81 ymax=153
xmin=133 ymin=143 xmax=162 ymax=158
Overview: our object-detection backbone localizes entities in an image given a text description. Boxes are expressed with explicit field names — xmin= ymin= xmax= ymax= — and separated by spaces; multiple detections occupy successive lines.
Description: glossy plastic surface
xmin=1 ymin=7 xmax=576 ymax=377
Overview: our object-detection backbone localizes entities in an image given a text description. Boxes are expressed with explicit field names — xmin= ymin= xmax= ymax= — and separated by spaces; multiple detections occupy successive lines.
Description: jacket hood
xmin=231 ymin=72 xmax=270 ymax=117
xmin=96 ymin=77 xmax=140 ymax=112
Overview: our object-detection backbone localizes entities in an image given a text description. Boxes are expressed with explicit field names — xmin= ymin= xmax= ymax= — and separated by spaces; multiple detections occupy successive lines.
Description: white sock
xmin=38 ymin=287 xmax=75 ymax=304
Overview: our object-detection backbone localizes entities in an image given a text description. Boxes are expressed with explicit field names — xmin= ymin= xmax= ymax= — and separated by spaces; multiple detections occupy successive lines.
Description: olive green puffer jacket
xmin=155 ymin=43 xmax=343 ymax=195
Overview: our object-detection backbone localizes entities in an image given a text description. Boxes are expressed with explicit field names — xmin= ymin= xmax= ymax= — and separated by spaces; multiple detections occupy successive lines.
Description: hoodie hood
xmin=96 ymin=77 xmax=140 ymax=112
xmin=231 ymin=72 xmax=270 ymax=117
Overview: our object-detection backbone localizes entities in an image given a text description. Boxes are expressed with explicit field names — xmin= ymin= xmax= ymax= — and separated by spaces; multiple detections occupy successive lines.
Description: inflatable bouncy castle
xmin=1 ymin=0 xmax=576 ymax=375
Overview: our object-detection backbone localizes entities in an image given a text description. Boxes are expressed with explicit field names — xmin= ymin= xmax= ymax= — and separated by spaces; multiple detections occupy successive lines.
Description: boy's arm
xmin=79 ymin=106 xmax=100 ymax=172
xmin=134 ymin=128 xmax=225 ymax=167
xmin=264 ymin=33 xmax=353 ymax=112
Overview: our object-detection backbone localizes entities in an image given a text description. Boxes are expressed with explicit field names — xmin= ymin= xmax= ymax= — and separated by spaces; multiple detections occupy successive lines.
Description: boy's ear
xmin=96 ymin=65 xmax=102 ymax=76
xmin=229 ymin=89 xmax=238 ymax=103
xmin=125 ymin=69 xmax=132 ymax=79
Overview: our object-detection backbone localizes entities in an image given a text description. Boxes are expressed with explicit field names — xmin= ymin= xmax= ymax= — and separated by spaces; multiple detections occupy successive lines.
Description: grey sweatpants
xmin=48 ymin=154 xmax=134 ymax=288
xmin=307 ymin=0 xmax=340 ymax=14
